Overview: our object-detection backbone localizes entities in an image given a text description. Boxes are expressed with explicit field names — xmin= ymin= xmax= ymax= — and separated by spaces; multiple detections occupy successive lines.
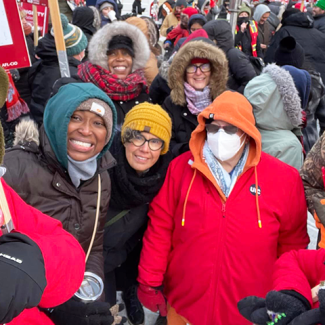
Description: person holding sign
xmin=0 ymin=67 xmax=85 ymax=325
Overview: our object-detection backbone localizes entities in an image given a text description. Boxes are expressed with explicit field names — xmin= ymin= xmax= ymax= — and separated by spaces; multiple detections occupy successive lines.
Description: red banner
xmin=20 ymin=3 xmax=49 ymax=37
xmin=20 ymin=0 xmax=48 ymax=7
xmin=0 ymin=0 xmax=31 ymax=70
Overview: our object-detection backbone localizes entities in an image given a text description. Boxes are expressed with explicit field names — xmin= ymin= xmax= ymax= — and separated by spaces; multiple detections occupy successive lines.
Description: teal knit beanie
xmin=52 ymin=14 xmax=88 ymax=57
xmin=315 ymin=0 xmax=325 ymax=10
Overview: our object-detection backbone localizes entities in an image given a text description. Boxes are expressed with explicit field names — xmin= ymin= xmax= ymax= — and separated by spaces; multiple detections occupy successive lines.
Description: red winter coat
xmin=1 ymin=179 xmax=85 ymax=325
xmin=138 ymin=91 xmax=309 ymax=325
xmin=272 ymin=249 xmax=325 ymax=309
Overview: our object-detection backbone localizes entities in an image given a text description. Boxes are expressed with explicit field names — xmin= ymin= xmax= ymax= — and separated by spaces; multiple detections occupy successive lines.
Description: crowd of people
xmin=1 ymin=0 xmax=325 ymax=324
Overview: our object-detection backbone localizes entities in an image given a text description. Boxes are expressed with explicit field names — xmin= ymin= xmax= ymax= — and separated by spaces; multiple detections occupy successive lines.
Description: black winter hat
xmin=274 ymin=36 xmax=305 ymax=69
xmin=176 ymin=0 xmax=187 ymax=7
xmin=107 ymin=35 xmax=134 ymax=57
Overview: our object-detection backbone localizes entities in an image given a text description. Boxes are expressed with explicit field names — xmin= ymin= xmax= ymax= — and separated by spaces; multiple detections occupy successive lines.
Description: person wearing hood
xmin=313 ymin=0 xmax=325 ymax=33
xmin=132 ymin=0 xmax=146 ymax=15
xmin=235 ymin=3 xmax=264 ymax=59
xmin=137 ymin=91 xmax=309 ymax=325
xmin=28 ymin=14 xmax=88 ymax=126
xmin=157 ymin=0 xmax=176 ymax=26
xmin=0 ymin=67 xmax=86 ymax=325
xmin=253 ymin=4 xmax=272 ymax=55
xmin=160 ymin=0 xmax=187 ymax=36
xmin=71 ymin=21 xmax=150 ymax=127
xmin=171 ymin=13 xmax=207 ymax=52
xmin=204 ymin=19 xmax=257 ymax=93
xmin=2 ymin=82 xmax=126 ymax=325
xmin=274 ymin=36 xmax=325 ymax=153
xmin=126 ymin=17 xmax=159 ymax=87
xmin=164 ymin=7 xmax=198 ymax=49
xmin=163 ymin=37 xmax=228 ymax=157
xmin=104 ymin=103 xmax=172 ymax=325
xmin=150 ymin=29 xmax=210 ymax=106
xmin=96 ymin=0 xmax=119 ymax=26
xmin=264 ymin=8 xmax=325 ymax=86
xmin=198 ymin=0 xmax=219 ymax=21
xmin=244 ymin=64 xmax=308 ymax=170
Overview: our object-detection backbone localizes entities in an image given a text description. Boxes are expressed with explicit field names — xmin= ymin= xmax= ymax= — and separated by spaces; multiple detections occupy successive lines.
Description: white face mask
xmin=207 ymin=129 xmax=246 ymax=162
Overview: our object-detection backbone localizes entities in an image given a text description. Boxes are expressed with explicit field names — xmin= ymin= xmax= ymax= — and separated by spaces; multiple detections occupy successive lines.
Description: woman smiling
xmin=162 ymin=38 xmax=228 ymax=157
xmin=103 ymin=102 xmax=172 ymax=325
xmin=78 ymin=21 xmax=151 ymax=127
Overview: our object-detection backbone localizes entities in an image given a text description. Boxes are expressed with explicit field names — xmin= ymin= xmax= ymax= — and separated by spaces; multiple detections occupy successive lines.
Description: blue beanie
xmin=282 ymin=65 xmax=311 ymax=109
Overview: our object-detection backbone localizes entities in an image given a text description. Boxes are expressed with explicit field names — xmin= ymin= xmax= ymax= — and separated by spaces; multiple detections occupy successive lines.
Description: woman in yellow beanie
xmin=103 ymin=102 xmax=172 ymax=325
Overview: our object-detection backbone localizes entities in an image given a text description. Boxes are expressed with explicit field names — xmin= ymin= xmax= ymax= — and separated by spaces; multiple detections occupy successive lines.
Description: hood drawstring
xmin=182 ymin=169 xmax=197 ymax=226
xmin=254 ymin=166 xmax=262 ymax=228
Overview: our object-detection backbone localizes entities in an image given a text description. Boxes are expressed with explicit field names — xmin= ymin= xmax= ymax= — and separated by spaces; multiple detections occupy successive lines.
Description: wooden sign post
xmin=47 ymin=0 xmax=70 ymax=78
xmin=32 ymin=4 xmax=39 ymax=46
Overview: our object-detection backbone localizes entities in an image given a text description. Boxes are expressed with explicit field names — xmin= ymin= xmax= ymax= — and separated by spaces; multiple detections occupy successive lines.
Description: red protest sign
xmin=20 ymin=3 xmax=49 ymax=37
xmin=20 ymin=0 xmax=48 ymax=7
xmin=0 ymin=0 xmax=31 ymax=70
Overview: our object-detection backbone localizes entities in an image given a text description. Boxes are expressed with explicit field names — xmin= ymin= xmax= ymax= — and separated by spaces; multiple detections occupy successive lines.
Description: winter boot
xmin=155 ymin=315 xmax=167 ymax=325
xmin=123 ymin=285 xmax=145 ymax=325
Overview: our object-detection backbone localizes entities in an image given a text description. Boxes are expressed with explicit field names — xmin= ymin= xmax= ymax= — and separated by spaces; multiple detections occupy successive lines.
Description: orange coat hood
xmin=189 ymin=91 xmax=262 ymax=200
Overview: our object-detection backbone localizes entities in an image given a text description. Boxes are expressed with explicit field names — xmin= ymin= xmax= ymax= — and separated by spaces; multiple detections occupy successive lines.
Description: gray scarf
xmin=67 ymin=154 xmax=99 ymax=188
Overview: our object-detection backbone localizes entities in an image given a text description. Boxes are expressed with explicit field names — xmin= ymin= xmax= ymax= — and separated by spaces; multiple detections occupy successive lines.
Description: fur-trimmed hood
xmin=168 ymin=40 xmax=228 ymax=106
xmin=244 ymin=63 xmax=302 ymax=131
xmin=88 ymin=21 xmax=150 ymax=72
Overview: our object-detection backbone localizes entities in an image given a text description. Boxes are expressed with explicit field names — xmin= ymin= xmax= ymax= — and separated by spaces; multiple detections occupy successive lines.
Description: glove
xmin=238 ymin=291 xmax=308 ymax=325
xmin=166 ymin=25 xmax=174 ymax=35
xmin=137 ymin=284 xmax=167 ymax=316
xmin=47 ymin=298 xmax=127 ymax=325
xmin=0 ymin=233 xmax=46 ymax=323
xmin=108 ymin=10 xmax=117 ymax=22
xmin=312 ymin=196 xmax=325 ymax=226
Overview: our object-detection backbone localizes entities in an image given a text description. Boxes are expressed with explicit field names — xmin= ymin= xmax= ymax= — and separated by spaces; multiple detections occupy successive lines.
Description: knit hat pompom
xmin=51 ymin=14 xmax=88 ymax=57
xmin=121 ymin=102 xmax=172 ymax=155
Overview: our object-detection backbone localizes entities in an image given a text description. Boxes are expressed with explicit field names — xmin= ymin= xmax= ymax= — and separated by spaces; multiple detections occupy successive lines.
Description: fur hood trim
xmin=14 ymin=118 xmax=39 ymax=147
xmin=168 ymin=40 xmax=228 ymax=106
xmin=263 ymin=64 xmax=302 ymax=127
xmin=88 ymin=21 xmax=150 ymax=72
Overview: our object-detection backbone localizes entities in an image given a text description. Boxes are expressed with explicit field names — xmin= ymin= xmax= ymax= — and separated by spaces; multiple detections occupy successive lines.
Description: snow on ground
xmin=117 ymin=291 xmax=159 ymax=325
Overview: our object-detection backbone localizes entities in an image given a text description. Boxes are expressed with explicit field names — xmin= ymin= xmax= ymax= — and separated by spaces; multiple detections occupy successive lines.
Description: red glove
xmin=137 ymin=284 xmax=167 ymax=316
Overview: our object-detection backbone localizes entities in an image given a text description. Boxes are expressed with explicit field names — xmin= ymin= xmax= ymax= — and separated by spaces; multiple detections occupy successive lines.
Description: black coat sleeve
xmin=264 ymin=28 xmax=290 ymax=64
xmin=149 ymin=75 xmax=171 ymax=105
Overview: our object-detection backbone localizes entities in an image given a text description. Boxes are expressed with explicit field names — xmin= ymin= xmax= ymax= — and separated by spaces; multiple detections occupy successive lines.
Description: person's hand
xmin=238 ymin=291 xmax=308 ymax=324
xmin=261 ymin=44 xmax=267 ymax=49
xmin=312 ymin=196 xmax=325 ymax=225
xmin=108 ymin=10 xmax=117 ymax=21
xmin=166 ymin=25 xmax=174 ymax=34
xmin=0 ymin=233 xmax=46 ymax=324
xmin=241 ymin=22 xmax=248 ymax=32
xmin=137 ymin=284 xmax=167 ymax=316
xmin=47 ymin=298 xmax=127 ymax=325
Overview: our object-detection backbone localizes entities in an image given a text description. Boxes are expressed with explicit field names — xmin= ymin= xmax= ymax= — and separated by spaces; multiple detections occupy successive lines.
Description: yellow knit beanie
xmin=121 ymin=102 xmax=172 ymax=155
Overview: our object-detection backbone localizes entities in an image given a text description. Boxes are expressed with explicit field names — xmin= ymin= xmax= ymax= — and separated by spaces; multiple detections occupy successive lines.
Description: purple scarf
xmin=184 ymin=82 xmax=212 ymax=115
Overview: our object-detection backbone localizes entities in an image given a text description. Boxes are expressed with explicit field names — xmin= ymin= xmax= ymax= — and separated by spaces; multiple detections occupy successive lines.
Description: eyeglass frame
xmin=185 ymin=63 xmax=211 ymax=74
xmin=128 ymin=133 xmax=165 ymax=151
xmin=205 ymin=124 xmax=239 ymax=135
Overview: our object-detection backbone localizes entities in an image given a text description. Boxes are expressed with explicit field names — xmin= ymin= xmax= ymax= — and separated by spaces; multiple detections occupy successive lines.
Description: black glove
xmin=47 ymin=297 xmax=127 ymax=325
xmin=0 ymin=233 xmax=46 ymax=323
xmin=166 ymin=25 xmax=174 ymax=34
xmin=238 ymin=291 xmax=309 ymax=324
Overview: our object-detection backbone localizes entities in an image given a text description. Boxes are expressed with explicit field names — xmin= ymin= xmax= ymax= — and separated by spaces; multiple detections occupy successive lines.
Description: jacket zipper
xmin=222 ymin=202 xmax=226 ymax=218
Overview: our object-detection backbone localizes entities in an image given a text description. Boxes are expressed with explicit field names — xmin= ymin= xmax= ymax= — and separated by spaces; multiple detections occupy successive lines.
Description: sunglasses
xmin=205 ymin=124 xmax=238 ymax=135
xmin=129 ymin=134 xmax=164 ymax=151
xmin=186 ymin=63 xmax=211 ymax=74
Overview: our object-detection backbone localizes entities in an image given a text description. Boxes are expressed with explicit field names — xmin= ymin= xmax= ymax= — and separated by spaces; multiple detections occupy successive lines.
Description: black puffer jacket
xmin=163 ymin=39 xmax=228 ymax=157
xmin=28 ymin=33 xmax=81 ymax=125
xmin=103 ymin=136 xmax=172 ymax=303
xmin=314 ymin=13 xmax=325 ymax=33
xmin=204 ymin=20 xmax=256 ymax=94
xmin=265 ymin=12 xmax=325 ymax=83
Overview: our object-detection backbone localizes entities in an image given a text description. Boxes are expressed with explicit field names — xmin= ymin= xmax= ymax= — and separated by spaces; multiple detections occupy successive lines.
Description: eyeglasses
xmin=205 ymin=124 xmax=238 ymax=135
xmin=129 ymin=134 xmax=164 ymax=151
xmin=186 ymin=63 xmax=211 ymax=74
